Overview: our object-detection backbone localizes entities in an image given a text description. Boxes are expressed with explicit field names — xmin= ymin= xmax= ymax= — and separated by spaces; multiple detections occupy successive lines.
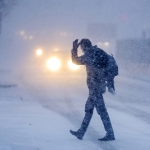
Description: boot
xmin=70 ymin=130 xmax=83 ymax=140
xmin=98 ymin=133 xmax=115 ymax=141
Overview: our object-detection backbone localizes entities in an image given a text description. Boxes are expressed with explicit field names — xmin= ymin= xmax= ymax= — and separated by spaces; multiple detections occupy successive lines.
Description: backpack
xmin=93 ymin=47 xmax=118 ymax=78
xmin=106 ymin=54 xmax=118 ymax=77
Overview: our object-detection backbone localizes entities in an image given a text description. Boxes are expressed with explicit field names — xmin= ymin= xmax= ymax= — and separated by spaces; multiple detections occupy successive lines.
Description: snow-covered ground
xmin=0 ymin=69 xmax=150 ymax=150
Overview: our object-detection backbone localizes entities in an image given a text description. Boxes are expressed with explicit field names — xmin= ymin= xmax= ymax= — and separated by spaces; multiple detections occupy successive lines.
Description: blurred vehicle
xmin=34 ymin=47 xmax=82 ymax=76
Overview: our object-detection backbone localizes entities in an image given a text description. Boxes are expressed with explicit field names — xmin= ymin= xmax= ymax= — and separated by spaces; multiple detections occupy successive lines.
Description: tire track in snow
xmin=20 ymin=76 xmax=117 ymax=150
xmin=20 ymin=73 xmax=150 ymax=150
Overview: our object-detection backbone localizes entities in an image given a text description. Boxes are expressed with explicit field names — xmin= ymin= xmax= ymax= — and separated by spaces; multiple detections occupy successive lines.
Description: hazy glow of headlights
xmin=36 ymin=49 xmax=43 ymax=56
xmin=68 ymin=60 xmax=79 ymax=71
xmin=46 ymin=57 xmax=61 ymax=71
xmin=104 ymin=42 xmax=110 ymax=47
xmin=54 ymin=48 xmax=59 ymax=52
xmin=20 ymin=30 xmax=25 ymax=35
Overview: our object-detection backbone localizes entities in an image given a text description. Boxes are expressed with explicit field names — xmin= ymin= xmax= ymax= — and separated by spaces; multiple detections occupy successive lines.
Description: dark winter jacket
xmin=71 ymin=46 xmax=108 ymax=94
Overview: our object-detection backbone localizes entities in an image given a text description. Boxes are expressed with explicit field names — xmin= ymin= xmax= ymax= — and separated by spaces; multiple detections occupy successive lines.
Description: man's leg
xmin=70 ymin=97 xmax=94 ymax=140
xmin=95 ymin=94 xmax=115 ymax=141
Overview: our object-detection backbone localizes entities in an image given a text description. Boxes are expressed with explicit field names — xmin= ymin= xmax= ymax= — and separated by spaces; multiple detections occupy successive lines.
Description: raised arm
xmin=71 ymin=39 xmax=86 ymax=65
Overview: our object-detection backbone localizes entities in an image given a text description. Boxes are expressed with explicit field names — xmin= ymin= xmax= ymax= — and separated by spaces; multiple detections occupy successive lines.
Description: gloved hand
xmin=73 ymin=39 xmax=80 ymax=50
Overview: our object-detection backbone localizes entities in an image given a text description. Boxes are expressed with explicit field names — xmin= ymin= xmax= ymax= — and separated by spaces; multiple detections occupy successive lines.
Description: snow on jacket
xmin=71 ymin=46 xmax=107 ymax=94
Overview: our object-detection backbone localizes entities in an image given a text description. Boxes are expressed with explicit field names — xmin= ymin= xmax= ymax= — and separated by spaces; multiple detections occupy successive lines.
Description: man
xmin=70 ymin=39 xmax=115 ymax=141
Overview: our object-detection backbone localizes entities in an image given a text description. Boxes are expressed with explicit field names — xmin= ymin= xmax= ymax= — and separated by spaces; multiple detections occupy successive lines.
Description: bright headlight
xmin=104 ymin=42 xmax=110 ymax=47
xmin=46 ymin=57 xmax=61 ymax=71
xmin=36 ymin=49 xmax=43 ymax=56
xmin=68 ymin=60 xmax=79 ymax=71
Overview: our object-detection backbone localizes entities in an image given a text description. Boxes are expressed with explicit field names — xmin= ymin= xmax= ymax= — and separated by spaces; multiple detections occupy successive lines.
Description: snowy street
xmin=0 ymin=70 xmax=150 ymax=150
xmin=1 ymin=0 xmax=150 ymax=150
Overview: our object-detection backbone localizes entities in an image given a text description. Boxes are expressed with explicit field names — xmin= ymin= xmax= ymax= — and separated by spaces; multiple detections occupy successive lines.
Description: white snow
xmin=0 ymin=72 xmax=102 ymax=150
xmin=1 ymin=0 xmax=150 ymax=149
xmin=0 ymin=71 xmax=150 ymax=150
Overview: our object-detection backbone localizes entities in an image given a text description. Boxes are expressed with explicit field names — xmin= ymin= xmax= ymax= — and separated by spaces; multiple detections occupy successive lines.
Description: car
xmin=35 ymin=48 xmax=82 ymax=75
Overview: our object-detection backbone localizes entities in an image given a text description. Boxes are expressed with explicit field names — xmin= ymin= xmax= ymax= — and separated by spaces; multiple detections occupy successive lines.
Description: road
xmin=19 ymin=69 xmax=150 ymax=150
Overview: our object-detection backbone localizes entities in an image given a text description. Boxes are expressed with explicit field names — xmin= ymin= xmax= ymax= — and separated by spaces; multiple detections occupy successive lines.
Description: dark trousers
xmin=78 ymin=91 xmax=114 ymax=137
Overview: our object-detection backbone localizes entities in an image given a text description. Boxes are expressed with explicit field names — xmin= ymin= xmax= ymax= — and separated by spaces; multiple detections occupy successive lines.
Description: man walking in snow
xmin=70 ymin=39 xmax=115 ymax=141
